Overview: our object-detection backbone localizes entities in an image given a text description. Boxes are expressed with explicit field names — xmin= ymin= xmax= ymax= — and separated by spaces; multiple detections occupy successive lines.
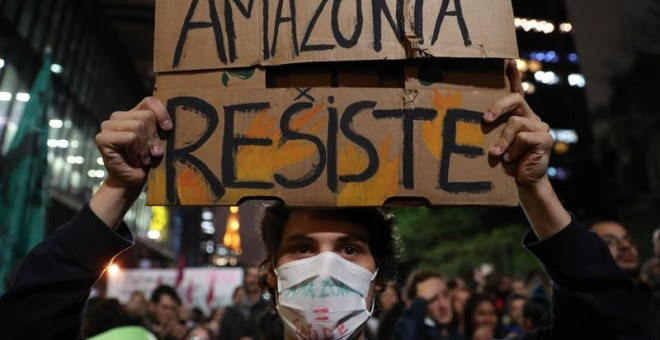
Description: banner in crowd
xmin=106 ymin=267 xmax=244 ymax=313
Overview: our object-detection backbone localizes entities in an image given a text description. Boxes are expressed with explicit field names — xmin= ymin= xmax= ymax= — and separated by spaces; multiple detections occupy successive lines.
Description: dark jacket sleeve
xmin=521 ymin=216 xmax=652 ymax=340
xmin=393 ymin=297 xmax=430 ymax=340
xmin=0 ymin=203 xmax=134 ymax=339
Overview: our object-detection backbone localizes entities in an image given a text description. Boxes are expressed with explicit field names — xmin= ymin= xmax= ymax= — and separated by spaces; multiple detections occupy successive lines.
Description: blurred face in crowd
xmin=511 ymin=279 xmax=526 ymax=296
xmin=451 ymin=288 xmax=470 ymax=319
xmin=379 ymin=284 xmax=399 ymax=313
xmin=426 ymin=278 xmax=452 ymax=325
xmin=509 ymin=297 xmax=526 ymax=326
xmin=498 ymin=275 xmax=512 ymax=295
xmin=153 ymin=294 xmax=180 ymax=326
xmin=187 ymin=326 xmax=213 ymax=340
xmin=126 ymin=291 xmax=148 ymax=318
xmin=244 ymin=266 xmax=261 ymax=296
xmin=472 ymin=300 xmax=498 ymax=333
xmin=232 ymin=287 xmax=245 ymax=305
xmin=590 ymin=221 xmax=640 ymax=276
xmin=211 ymin=307 xmax=224 ymax=321
xmin=267 ymin=211 xmax=378 ymax=311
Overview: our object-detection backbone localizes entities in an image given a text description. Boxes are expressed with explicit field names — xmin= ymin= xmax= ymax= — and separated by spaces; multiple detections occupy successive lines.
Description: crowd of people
xmin=0 ymin=61 xmax=655 ymax=339
xmin=79 ymin=217 xmax=660 ymax=340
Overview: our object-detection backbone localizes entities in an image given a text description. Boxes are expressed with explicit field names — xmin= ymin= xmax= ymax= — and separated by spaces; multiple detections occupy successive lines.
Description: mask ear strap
xmin=270 ymin=260 xmax=280 ymax=306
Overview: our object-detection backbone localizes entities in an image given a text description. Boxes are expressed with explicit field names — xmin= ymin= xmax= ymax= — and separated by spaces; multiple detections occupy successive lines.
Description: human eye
xmin=601 ymin=236 xmax=617 ymax=247
xmin=342 ymin=244 xmax=361 ymax=256
xmin=293 ymin=244 xmax=311 ymax=255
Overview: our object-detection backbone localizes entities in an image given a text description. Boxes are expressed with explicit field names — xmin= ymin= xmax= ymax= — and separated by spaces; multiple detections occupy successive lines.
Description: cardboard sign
xmin=148 ymin=0 xmax=520 ymax=207
xmin=147 ymin=86 xmax=517 ymax=206
xmin=154 ymin=0 xmax=518 ymax=72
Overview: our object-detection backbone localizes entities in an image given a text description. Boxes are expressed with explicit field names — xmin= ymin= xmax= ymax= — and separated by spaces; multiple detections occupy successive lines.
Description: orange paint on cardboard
xmin=337 ymin=136 xmax=399 ymax=206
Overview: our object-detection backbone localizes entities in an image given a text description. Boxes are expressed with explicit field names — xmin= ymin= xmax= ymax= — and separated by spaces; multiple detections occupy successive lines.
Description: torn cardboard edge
xmin=154 ymin=0 xmax=518 ymax=73
xmin=155 ymin=58 xmax=508 ymax=92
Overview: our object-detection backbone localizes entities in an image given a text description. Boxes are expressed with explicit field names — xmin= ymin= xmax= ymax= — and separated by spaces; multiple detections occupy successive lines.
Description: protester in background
xmin=219 ymin=265 xmax=271 ymax=340
xmin=245 ymin=265 xmax=271 ymax=339
xmin=462 ymin=293 xmax=503 ymax=340
xmin=393 ymin=270 xmax=461 ymax=340
xmin=218 ymin=286 xmax=249 ymax=339
xmin=449 ymin=286 xmax=471 ymax=336
xmin=376 ymin=282 xmax=405 ymax=340
xmin=185 ymin=325 xmax=213 ymax=340
xmin=587 ymin=219 xmax=660 ymax=337
xmin=148 ymin=285 xmax=188 ymax=340
xmin=125 ymin=291 xmax=149 ymax=323
xmin=510 ymin=278 xmax=527 ymax=297
xmin=188 ymin=307 xmax=206 ymax=328
xmin=83 ymin=297 xmax=155 ymax=339
xmin=503 ymin=294 xmax=526 ymax=336
xmin=365 ymin=281 xmax=401 ymax=339
xmin=587 ymin=220 xmax=641 ymax=279
xmin=521 ymin=295 xmax=551 ymax=332
xmin=523 ymin=270 xmax=551 ymax=301
xmin=207 ymin=307 xmax=224 ymax=337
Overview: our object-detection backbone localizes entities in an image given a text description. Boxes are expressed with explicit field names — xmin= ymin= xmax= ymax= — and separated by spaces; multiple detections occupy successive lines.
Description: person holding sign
xmin=0 ymin=62 xmax=652 ymax=339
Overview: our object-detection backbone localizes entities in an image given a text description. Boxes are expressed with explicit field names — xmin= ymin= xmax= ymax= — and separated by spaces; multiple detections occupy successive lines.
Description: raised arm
xmin=483 ymin=61 xmax=570 ymax=239
xmin=484 ymin=61 xmax=651 ymax=339
xmin=0 ymin=97 xmax=171 ymax=338
xmin=90 ymin=97 xmax=172 ymax=229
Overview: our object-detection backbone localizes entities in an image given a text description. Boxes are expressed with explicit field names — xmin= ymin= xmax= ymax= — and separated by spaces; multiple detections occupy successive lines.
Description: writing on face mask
xmin=293 ymin=318 xmax=349 ymax=340
xmin=285 ymin=279 xmax=361 ymax=300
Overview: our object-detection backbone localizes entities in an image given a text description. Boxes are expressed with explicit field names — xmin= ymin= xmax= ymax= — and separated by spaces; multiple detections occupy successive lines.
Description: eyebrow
xmin=336 ymin=234 xmax=368 ymax=244
xmin=281 ymin=233 xmax=368 ymax=244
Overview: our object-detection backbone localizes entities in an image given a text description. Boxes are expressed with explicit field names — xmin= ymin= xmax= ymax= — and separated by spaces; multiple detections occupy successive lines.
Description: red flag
xmin=174 ymin=256 xmax=185 ymax=288
xmin=186 ymin=281 xmax=194 ymax=305
xmin=206 ymin=275 xmax=216 ymax=307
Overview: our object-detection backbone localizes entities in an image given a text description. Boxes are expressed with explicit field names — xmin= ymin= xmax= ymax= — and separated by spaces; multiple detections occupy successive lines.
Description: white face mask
xmin=274 ymin=252 xmax=378 ymax=340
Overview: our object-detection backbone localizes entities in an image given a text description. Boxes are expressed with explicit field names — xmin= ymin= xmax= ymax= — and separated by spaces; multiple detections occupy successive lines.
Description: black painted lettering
xmin=332 ymin=0 xmax=363 ymax=48
xmin=274 ymin=102 xmax=327 ymax=188
xmin=439 ymin=109 xmax=491 ymax=192
xmin=173 ymin=0 xmax=227 ymax=67
xmin=225 ymin=0 xmax=256 ymax=62
xmin=166 ymin=97 xmax=224 ymax=203
xmin=372 ymin=0 xmax=404 ymax=52
xmin=222 ymin=103 xmax=275 ymax=189
xmin=340 ymin=101 xmax=379 ymax=182
xmin=326 ymin=97 xmax=338 ymax=192
xmin=271 ymin=0 xmax=300 ymax=57
xmin=372 ymin=108 xmax=436 ymax=189
xmin=263 ymin=0 xmax=270 ymax=59
xmin=431 ymin=0 xmax=471 ymax=46
xmin=300 ymin=0 xmax=334 ymax=52
xmin=414 ymin=0 xmax=424 ymax=44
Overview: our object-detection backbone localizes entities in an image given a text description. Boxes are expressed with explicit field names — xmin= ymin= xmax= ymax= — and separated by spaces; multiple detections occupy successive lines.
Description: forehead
xmin=158 ymin=294 xmax=179 ymax=306
xmin=591 ymin=221 xmax=628 ymax=237
xmin=282 ymin=211 xmax=369 ymax=240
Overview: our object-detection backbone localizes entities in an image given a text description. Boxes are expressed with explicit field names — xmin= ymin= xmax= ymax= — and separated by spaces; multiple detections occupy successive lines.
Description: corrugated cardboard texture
xmin=154 ymin=0 xmax=518 ymax=72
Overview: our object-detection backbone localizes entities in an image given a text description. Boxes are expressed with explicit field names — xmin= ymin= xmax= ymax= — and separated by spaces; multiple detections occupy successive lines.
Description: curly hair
xmin=258 ymin=201 xmax=400 ymax=296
